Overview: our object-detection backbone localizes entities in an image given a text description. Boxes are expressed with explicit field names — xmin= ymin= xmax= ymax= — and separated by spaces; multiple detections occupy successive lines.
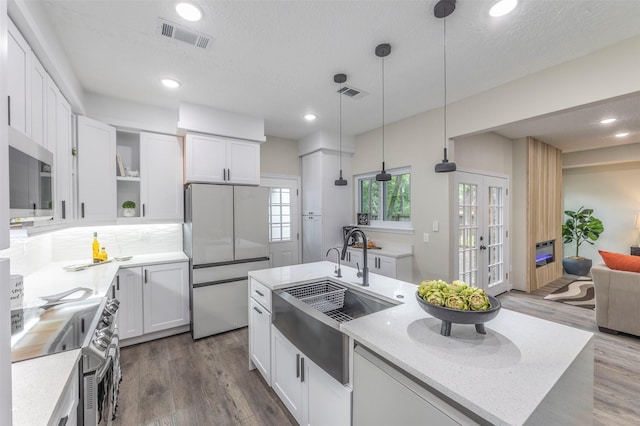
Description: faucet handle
xmin=356 ymin=262 xmax=363 ymax=278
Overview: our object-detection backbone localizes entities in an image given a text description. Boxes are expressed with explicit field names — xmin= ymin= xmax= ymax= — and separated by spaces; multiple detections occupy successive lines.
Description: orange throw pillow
xmin=599 ymin=250 xmax=640 ymax=273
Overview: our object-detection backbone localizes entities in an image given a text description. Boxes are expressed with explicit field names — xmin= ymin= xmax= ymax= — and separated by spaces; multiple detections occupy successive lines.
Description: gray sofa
xmin=591 ymin=263 xmax=640 ymax=336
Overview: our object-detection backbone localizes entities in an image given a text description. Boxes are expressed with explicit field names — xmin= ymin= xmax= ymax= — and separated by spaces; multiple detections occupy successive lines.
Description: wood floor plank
xmin=136 ymin=357 xmax=176 ymax=424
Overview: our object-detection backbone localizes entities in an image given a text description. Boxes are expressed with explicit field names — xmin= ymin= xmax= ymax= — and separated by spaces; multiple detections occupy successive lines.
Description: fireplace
xmin=535 ymin=240 xmax=555 ymax=267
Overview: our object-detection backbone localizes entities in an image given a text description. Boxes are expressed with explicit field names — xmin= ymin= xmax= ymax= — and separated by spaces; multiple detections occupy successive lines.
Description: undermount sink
xmin=272 ymin=280 xmax=397 ymax=384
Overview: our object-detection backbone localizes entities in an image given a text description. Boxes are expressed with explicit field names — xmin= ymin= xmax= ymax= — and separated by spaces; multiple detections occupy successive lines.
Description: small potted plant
xmin=562 ymin=206 xmax=604 ymax=276
xmin=122 ymin=200 xmax=136 ymax=217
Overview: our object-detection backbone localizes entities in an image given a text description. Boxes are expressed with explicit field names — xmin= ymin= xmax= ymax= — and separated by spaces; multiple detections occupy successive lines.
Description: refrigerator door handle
xmin=192 ymin=276 xmax=248 ymax=288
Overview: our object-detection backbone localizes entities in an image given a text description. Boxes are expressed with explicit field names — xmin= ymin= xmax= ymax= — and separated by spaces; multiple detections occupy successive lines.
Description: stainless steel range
xmin=10 ymin=291 xmax=121 ymax=425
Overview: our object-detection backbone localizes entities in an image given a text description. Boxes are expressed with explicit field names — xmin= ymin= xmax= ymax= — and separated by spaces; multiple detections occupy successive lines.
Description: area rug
xmin=543 ymin=278 xmax=595 ymax=310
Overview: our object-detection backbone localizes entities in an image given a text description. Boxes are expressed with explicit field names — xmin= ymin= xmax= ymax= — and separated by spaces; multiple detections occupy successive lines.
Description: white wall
xmin=563 ymin=162 xmax=640 ymax=262
xmin=261 ymin=136 xmax=301 ymax=177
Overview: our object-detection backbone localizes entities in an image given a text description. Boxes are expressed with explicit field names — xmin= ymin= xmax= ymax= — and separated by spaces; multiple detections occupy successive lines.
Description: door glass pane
xmin=268 ymin=187 xmax=292 ymax=242
xmin=487 ymin=185 xmax=504 ymax=286
xmin=458 ymin=182 xmax=479 ymax=284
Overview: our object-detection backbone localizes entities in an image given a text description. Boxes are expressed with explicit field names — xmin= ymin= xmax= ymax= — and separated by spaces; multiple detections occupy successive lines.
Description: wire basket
xmin=285 ymin=281 xmax=347 ymax=314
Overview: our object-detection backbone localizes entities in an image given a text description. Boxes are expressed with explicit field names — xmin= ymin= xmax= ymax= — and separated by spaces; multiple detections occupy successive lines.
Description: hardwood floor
xmin=112 ymin=328 xmax=296 ymax=426
xmin=113 ymin=281 xmax=640 ymax=425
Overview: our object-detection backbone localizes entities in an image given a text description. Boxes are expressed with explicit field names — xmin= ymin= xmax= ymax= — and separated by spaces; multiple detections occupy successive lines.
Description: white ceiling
xmin=37 ymin=0 xmax=640 ymax=150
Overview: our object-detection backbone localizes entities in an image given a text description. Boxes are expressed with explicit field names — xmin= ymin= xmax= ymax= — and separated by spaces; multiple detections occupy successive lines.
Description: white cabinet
xmin=301 ymin=150 xmax=351 ymax=263
xmin=302 ymin=215 xmax=322 ymax=263
xmin=249 ymin=298 xmax=272 ymax=383
xmin=142 ymin=262 xmax=190 ymax=334
xmin=7 ymin=18 xmax=31 ymax=136
xmin=368 ymin=253 xmax=396 ymax=278
xmin=302 ymin=153 xmax=321 ymax=216
xmin=271 ymin=327 xmax=305 ymax=423
xmin=114 ymin=268 xmax=144 ymax=340
xmin=353 ymin=345 xmax=471 ymax=426
xmin=49 ymin=361 xmax=79 ymax=426
xmin=77 ymin=116 xmax=117 ymax=221
xmin=342 ymin=248 xmax=413 ymax=281
xmin=184 ymin=133 xmax=260 ymax=185
xmin=271 ymin=327 xmax=351 ymax=426
xmin=140 ymin=132 xmax=184 ymax=220
xmin=48 ymin=77 xmax=74 ymax=222
xmin=30 ymin=55 xmax=47 ymax=148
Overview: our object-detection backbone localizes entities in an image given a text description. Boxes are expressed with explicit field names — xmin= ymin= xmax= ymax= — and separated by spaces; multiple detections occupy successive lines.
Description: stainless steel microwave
xmin=8 ymin=127 xmax=54 ymax=224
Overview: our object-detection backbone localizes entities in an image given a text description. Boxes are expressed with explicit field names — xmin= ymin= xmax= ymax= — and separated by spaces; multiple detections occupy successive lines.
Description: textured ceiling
xmin=38 ymin=0 xmax=640 ymax=148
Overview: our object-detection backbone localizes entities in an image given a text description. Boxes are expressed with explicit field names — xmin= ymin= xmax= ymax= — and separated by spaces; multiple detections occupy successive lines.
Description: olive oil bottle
xmin=92 ymin=232 xmax=101 ymax=263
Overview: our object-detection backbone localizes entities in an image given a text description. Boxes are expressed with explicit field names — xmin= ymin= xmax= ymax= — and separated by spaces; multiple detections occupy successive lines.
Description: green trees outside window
xmin=358 ymin=170 xmax=411 ymax=223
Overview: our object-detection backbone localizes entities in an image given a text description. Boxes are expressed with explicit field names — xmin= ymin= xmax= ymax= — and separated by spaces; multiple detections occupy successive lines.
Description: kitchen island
xmin=248 ymin=261 xmax=594 ymax=425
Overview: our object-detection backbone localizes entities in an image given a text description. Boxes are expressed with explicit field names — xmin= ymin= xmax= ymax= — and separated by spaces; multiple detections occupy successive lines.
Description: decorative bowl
xmin=415 ymin=292 xmax=501 ymax=336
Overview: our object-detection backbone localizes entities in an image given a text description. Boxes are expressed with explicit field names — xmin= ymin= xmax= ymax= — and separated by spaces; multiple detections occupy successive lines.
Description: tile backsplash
xmin=0 ymin=224 xmax=183 ymax=276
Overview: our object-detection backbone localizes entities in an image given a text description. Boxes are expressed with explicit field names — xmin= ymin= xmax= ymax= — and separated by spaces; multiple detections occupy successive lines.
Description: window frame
xmin=354 ymin=166 xmax=413 ymax=231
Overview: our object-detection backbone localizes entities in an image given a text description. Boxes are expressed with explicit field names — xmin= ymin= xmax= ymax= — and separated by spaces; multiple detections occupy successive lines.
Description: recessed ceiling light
xmin=489 ymin=0 xmax=518 ymax=17
xmin=304 ymin=114 xmax=317 ymax=121
xmin=615 ymin=132 xmax=630 ymax=138
xmin=176 ymin=2 xmax=202 ymax=22
xmin=600 ymin=118 xmax=617 ymax=124
xmin=161 ymin=78 xmax=181 ymax=89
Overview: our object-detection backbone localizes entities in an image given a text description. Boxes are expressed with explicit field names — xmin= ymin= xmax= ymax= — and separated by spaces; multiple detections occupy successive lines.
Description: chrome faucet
xmin=326 ymin=247 xmax=342 ymax=278
xmin=341 ymin=228 xmax=369 ymax=286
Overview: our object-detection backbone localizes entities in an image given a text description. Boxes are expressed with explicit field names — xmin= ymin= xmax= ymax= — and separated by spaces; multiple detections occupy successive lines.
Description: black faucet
xmin=341 ymin=228 xmax=369 ymax=286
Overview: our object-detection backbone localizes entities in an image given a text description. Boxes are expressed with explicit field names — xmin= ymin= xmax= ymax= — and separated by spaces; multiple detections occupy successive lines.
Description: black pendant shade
xmin=375 ymin=43 xmax=392 ymax=182
xmin=334 ymin=73 xmax=348 ymax=186
xmin=434 ymin=0 xmax=457 ymax=173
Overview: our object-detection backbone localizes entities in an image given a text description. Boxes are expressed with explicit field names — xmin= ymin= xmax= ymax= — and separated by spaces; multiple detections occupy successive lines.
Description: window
xmin=356 ymin=167 xmax=411 ymax=228
xmin=269 ymin=187 xmax=292 ymax=242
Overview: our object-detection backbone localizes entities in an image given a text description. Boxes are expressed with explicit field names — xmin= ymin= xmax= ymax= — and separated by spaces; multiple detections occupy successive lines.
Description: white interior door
xmin=453 ymin=171 xmax=509 ymax=296
xmin=262 ymin=176 xmax=301 ymax=267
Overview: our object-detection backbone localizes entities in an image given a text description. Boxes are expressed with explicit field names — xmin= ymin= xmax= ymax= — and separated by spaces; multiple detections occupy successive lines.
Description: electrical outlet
xmin=423 ymin=232 xmax=429 ymax=243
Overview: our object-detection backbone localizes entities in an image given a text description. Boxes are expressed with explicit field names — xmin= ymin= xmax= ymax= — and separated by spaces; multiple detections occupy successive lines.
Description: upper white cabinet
xmin=30 ymin=55 xmax=47 ymax=148
xmin=141 ymin=132 xmax=184 ymax=221
xmin=184 ymin=133 xmax=260 ymax=185
xmin=77 ymin=116 xmax=117 ymax=221
xmin=48 ymin=76 xmax=74 ymax=222
xmin=7 ymin=18 xmax=31 ymax=136
xmin=301 ymin=153 xmax=321 ymax=216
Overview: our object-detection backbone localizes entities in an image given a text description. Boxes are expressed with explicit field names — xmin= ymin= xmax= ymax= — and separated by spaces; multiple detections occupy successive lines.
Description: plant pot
xmin=562 ymin=257 xmax=592 ymax=276
xmin=123 ymin=208 xmax=136 ymax=217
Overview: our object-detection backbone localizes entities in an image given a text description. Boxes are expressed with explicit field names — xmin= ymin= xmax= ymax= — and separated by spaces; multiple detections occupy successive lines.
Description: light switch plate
xmin=423 ymin=232 xmax=429 ymax=243
xmin=432 ymin=221 xmax=439 ymax=232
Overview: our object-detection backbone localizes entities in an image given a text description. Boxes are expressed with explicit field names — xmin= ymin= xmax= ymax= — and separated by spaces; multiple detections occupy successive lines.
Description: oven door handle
xmin=96 ymin=355 xmax=113 ymax=382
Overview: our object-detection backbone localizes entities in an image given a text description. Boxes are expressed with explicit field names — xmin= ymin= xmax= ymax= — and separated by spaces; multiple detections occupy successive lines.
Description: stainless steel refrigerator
xmin=183 ymin=184 xmax=270 ymax=339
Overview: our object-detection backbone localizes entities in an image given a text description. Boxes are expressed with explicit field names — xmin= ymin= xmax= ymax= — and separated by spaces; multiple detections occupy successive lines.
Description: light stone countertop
xmin=11 ymin=251 xmax=188 ymax=426
xmin=249 ymin=261 xmax=594 ymax=426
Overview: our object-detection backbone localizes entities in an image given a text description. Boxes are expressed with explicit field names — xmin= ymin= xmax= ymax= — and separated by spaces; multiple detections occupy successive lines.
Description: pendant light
xmin=375 ymin=43 xmax=392 ymax=182
xmin=334 ymin=73 xmax=348 ymax=186
xmin=434 ymin=0 xmax=457 ymax=173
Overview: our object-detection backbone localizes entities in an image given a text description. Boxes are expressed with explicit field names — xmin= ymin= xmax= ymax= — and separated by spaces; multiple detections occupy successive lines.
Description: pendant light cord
xmin=339 ymin=80 xmax=343 ymax=171
xmin=443 ymin=14 xmax=448 ymax=150
xmin=382 ymin=55 xmax=386 ymax=163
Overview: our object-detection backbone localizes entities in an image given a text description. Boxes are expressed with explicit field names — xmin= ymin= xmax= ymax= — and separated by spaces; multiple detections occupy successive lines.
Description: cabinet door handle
xmin=227 ymin=168 xmax=231 ymax=181
xmin=296 ymin=353 xmax=300 ymax=378
xmin=223 ymin=168 xmax=227 ymax=181
xmin=116 ymin=275 xmax=120 ymax=291
xmin=81 ymin=203 xmax=85 ymax=218
xmin=112 ymin=286 xmax=115 ymax=299
xmin=300 ymin=357 xmax=305 ymax=382
xmin=61 ymin=200 xmax=66 ymax=219
xmin=253 ymin=306 xmax=263 ymax=314
xmin=58 ymin=414 xmax=69 ymax=426
xmin=144 ymin=269 xmax=148 ymax=283
xmin=255 ymin=290 xmax=264 ymax=297
xmin=7 ymin=96 xmax=10 ymax=126
xmin=142 ymin=204 xmax=146 ymax=217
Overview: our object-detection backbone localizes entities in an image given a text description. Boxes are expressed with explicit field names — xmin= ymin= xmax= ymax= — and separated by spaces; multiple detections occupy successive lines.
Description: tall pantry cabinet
xmin=301 ymin=150 xmax=351 ymax=263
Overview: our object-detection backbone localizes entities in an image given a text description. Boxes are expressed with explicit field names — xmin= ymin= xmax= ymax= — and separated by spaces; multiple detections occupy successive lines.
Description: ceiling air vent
xmin=157 ymin=18 xmax=212 ymax=49
xmin=337 ymin=85 xmax=369 ymax=100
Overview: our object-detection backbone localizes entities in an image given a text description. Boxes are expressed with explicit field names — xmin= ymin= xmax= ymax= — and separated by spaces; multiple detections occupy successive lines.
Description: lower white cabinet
xmin=302 ymin=215 xmax=322 ymax=263
xmin=249 ymin=298 xmax=272 ymax=383
xmin=49 ymin=361 xmax=79 ymax=426
xmin=114 ymin=267 xmax=144 ymax=340
xmin=343 ymin=248 xmax=413 ymax=281
xmin=271 ymin=326 xmax=351 ymax=426
xmin=114 ymin=262 xmax=189 ymax=341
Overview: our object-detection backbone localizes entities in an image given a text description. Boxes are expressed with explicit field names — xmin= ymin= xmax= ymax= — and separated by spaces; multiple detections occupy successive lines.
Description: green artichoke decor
xmin=417 ymin=280 xmax=491 ymax=311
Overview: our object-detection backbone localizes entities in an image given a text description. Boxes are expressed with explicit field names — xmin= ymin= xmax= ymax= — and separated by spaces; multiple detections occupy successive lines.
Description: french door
xmin=453 ymin=172 xmax=509 ymax=296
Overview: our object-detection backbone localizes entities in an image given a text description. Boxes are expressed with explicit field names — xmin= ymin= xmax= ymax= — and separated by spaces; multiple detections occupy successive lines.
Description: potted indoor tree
xmin=562 ymin=206 xmax=604 ymax=276
xmin=122 ymin=200 xmax=136 ymax=217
